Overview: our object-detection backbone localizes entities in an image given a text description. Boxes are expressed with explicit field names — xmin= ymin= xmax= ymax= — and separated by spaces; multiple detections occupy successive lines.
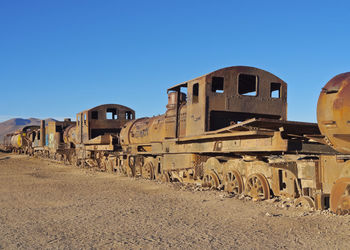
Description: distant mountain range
xmin=0 ymin=118 xmax=56 ymax=142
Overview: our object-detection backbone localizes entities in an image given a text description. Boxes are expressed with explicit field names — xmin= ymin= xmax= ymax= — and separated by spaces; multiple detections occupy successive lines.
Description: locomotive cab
xmin=76 ymin=104 xmax=135 ymax=144
xmin=167 ymin=66 xmax=288 ymax=137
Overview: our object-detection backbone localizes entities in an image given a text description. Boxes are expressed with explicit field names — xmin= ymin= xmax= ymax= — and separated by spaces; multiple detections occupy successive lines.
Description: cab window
xmin=212 ymin=77 xmax=224 ymax=93
xmin=193 ymin=83 xmax=199 ymax=103
xmin=270 ymin=82 xmax=281 ymax=98
xmin=238 ymin=74 xmax=258 ymax=96
xmin=106 ymin=108 xmax=118 ymax=120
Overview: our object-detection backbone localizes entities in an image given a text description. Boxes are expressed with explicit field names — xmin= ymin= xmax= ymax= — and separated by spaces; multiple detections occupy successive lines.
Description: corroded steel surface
xmin=120 ymin=115 xmax=165 ymax=146
xmin=330 ymin=177 xmax=350 ymax=214
xmin=317 ymin=72 xmax=350 ymax=154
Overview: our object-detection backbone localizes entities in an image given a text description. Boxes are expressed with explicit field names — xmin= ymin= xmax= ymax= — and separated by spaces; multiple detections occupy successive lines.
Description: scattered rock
xmin=298 ymin=212 xmax=310 ymax=217
xmin=265 ymin=197 xmax=280 ymax=204
xmin=219 ymin=193 xmax=235 ymax=199
xmin=238 ymin=194 xmax=245 ymax=200
xmin=265 ymin=212 xmax=282 ymax=217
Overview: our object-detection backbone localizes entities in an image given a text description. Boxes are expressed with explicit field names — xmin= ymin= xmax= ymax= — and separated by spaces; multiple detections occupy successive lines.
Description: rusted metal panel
xmin=84 ymin=134 xmax=113 ymax=145
xmin=45 ymin=120 xmax=75 ymax=152
xmin=317 ymin=72 xmax=350 ymax=154
xmin=120 ymin=116 xmax=166 ymax=145
xmin=84 ymin=144 xmax=115 ymax=151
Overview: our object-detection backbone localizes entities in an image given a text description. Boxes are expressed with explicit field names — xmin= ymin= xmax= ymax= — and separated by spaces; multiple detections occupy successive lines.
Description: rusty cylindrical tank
xmin=120 ymin=116 xmax=166 ymax=146
xmin=317 ymin=72 xmax=350 ymax=154
xmin=10 ymin=133 xmax=22 ymax=148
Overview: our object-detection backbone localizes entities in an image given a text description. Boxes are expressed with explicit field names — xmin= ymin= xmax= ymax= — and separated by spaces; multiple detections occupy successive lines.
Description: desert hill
xmin=0 ymin=118 xmax=56 ymax=142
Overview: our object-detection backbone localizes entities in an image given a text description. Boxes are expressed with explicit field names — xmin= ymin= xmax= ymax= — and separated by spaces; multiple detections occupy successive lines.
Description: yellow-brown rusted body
xmin=7 ymin=125 xmax=40 ymax=154
xmin=73 ymin=104 xmax=135 ymax=169
xmin=45 ymin=119 xmax=75 ymax=152
xmin=317 ymin=72 xmax=350 ymax=154
xmin=117 ymin=66 xmax=343 ymax=211
xmin=117 ymin=66 xmax=350 ymax=213
xmin=317 ymin=72 xmax=350 ymax=213
xmin=120 ymin=115 xmax=166 ymax=146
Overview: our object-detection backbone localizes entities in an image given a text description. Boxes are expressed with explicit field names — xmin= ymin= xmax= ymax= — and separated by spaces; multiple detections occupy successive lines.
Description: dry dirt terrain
xmin=0 ymin=152 xmax=349 ymax=249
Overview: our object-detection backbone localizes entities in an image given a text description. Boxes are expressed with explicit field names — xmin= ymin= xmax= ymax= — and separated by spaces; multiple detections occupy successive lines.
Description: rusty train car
xmin=116 ymin=66 xmax=350 ymax=214
xmin=71 ymin=104 xmax=135 ymax=171
xmin=30 ymin=104 xmax=135 ymax=171
xmin=4 ymin=104 xmax=135 ymax=170
xmin=3 ymin=125 xmax=40 ymax=154
xmin=3 ymin=66 xmax=350 ymax=214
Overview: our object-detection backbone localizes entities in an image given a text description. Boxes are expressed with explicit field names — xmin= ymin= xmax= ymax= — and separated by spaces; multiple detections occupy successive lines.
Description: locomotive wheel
xmin=106 ymin=157 xmax=115 ymax=173
xmin=224 ymin=170 xmax=243 ymax=194
xmin=154 ymin=161 xmax=162 ymax=181
xmin=294 ymin=196 xmax=315 ymax=210
xmin=104 ymin=159 xmax=112 ymax=172
xmin=56 ymin=153 xmax=63 ymax=162
xmin=330 ymin=178 xmax=350 ymax=214
xmin=134 ymin=163 xmax=142 ymax=177
xmin=161 ymin=172 xmax=170 ymax=183
xmin=202 ymin=171 xmax=220 ymax=189
xmin=126 ymin=165 xmax=134 ymax=177
xmin=142 ymin=162 xmax=154 ymax=180
xmin=69 ymin=153 xmax=78 ymax=167
xmin=120 ymin=163 xmax=129 ymax=176
xmin=63 ymin=154 xmax=67 ymax=164
xmin=100 ymin=158 xmax=108 ymax=171
xmin=120 ymin=163 xmax=133 ymax=177
xmin=245 ymin=173 xmax=270 ymax=201
xmin=336 ymin=196 xmax=350 ymax=215
xmin=129 ymin=156 xmax=135 ymax=166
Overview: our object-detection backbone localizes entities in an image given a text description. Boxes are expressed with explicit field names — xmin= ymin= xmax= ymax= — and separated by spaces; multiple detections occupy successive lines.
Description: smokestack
xmin=40 ymin=120 xmax=45 ymax=147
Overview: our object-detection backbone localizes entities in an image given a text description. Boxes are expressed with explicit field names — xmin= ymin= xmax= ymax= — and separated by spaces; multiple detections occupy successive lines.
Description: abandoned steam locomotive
xmin=3 ymin=66 xmax=350 ymax=214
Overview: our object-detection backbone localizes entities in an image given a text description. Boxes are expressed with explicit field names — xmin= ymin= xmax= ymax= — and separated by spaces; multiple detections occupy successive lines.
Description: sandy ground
xmin=0 ymin=153 xmax=349 ymax=249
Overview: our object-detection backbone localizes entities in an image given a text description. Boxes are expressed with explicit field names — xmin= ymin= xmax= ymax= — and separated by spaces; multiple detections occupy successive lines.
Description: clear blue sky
xmin=1 ymin=0 xmax=349 ymax=122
